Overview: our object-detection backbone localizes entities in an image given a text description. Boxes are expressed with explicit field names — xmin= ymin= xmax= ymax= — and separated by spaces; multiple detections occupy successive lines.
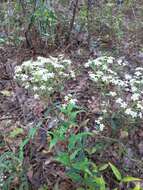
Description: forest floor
xmin=0 ymin=41 xmax=143 ymax=189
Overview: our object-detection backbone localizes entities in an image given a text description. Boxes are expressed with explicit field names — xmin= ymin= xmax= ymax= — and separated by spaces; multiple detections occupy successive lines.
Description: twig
xmin=0 ymin=117 xmax=16 ymax=121
xmin=66 ymin=0 xmax=79 ymax=43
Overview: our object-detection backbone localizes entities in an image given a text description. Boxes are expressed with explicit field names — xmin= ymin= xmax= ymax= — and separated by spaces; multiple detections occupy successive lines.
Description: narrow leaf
xmin=109 ymin=162 xmax=122 ymax=181
xmin=122 ymin=176 xmax=141 ymax=182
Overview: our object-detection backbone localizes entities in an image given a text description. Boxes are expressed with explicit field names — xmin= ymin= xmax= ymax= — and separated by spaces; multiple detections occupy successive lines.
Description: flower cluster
xmin=62 ymin=94 xmax=78 ymax=108
xmin=0 ymin=173 xmax=6 ymax=187
xmin=14 ymin=55 xmax=75 ymax=98
xmin=94 ymin=116 xmax=105 ymax=132
xmin=85 ymin=56 xmax=143 ymax=120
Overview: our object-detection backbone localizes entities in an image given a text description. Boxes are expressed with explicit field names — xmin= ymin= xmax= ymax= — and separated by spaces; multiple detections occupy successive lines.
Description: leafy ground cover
xmin=0 ymin=0 xmax=143 ymax=190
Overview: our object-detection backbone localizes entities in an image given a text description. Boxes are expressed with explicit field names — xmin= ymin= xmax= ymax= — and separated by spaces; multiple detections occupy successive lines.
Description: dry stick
xmin=66 ymin=0 xmax=79 ymax=43
xmin=0 ymin=117 xmax=16 ymax=121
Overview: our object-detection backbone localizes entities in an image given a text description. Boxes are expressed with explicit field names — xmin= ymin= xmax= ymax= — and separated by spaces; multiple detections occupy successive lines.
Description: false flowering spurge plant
xmin=48 ymin=96 xmax=141 ymax=190
xmin=85 ymin=56 xmax=143 ymax=130
xmin=14 ymin=55 xmax=75 ymax=100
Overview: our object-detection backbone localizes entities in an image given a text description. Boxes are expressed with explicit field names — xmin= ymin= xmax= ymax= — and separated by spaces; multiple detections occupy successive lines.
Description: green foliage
xmin=48 ymin=102 xmax=141 ymax=189
xmin=0 ymin=125 xmax=38 ymax=189
xmin=0 ymin=151 xmax=28 ymax=190
xmin=33 ymin=2 xmax=57 ymax=40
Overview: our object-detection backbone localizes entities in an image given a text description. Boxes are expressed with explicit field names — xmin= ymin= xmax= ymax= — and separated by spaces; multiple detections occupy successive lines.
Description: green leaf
xmin=28 ymin=126 xmax=38 ymax=138
xmin=56 ymin=152 xmax=70 ymax=166
xmin=98 ymin=164 xmax=109 ymax=171
xmin=10 ymin=128 xmax=24 ymax=138
xmin=122 ymin=176 xmax=141 ymax=182
xmin=72 ymin=158 xmax=89 ymax=172
xmin=133 ymin=182 xmax=141 ymax=190
xmin=94 ymin=176 xmax=106 ymax=190
xmin=109 ymin=162 xmax=122 ymax=181
xmin=70 ymin=148 xmax=81 ymax=160
xmin=49 ymin=137 xmax=58 ymax=150
xmin=67 ymin=168 xmax=82 ymax=182
xmin=19 ymin=138 xmax=29 ymax=161
xmin=68 ymin=132 xmax=92 ymax=150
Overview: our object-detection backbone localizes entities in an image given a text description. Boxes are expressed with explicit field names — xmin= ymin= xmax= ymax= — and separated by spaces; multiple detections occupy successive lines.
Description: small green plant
xmin=0 ymin=151 xmax=29 ymax=190
xmin=48 ymin=99 xmax=141 ymax=189
xmin=0 ymin=125 xmax=38 ymax=190
xmin=33 ymin=3 xmax=57 ymax=41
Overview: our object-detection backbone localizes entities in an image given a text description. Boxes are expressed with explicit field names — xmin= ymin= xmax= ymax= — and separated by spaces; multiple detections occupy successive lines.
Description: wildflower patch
xmin=14 ymin=55 xmax=75 ymax=99
xmin=85 ymin=56 xmax=143 ymax=125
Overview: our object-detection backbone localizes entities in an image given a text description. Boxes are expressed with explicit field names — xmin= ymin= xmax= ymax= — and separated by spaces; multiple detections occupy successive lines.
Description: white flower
xmin=22 ymin=60 xmax=32 ymax=68
xmin=84 ymin=61 xmax=90 ymax=68
xmin=117 ymin=80 xmax=125 ymax=86
xmin=89 ymin=72 xmax=98 ymax=81
xmin=21 ymin=74 xmax=28 ymax=81
xmin=116 ymin=98 xmax=123 ymax=104
xmin=33 ymin=86 xmax=38 ymax=91
xmin=135 ymin=71 xmax=142 ymax=77
xmin=137 ymin=103 xmax=143 ymax=110
xmin=15 ymin=66 xmax=22 ymax=73
xmin=69 ymin=98 xmax=77 ymax=105
xmin=64 ymin=94 xmax=72 ymax=101
xmin=70 ymin=70 xmax=76 ymax=78
xmin=108 ymin=69 xmax=116 ymax=75
xmin=48 ymin=72 xmax=54 ymax=78
xmin=48 ymin=87 xmax=53 ymax=91
xmin=25 ymin=84 xmax=30 ymax=89
xmin=102 ymin=64 xmax=108 ymax=70
xmin=95 ymin=119 xmax=105 ymax=131
xmin=125 ymin=108 xmax=137 ymax=118
xmin=107 ymin=56 xmax=114 ymax=64
xmin=99 ymin=123 xmax=105 ymax=131
xmin=117 ymin=59 xmax=123 ymax=65
xmin=96 ymin=71 xmax=103 ymax=76
xmin=130 ymin=79 xmax=135 ymax=85
xmin=49 ymin=56 xmax=58 ymax=63
xmin=125 ymin=74 xmax=132 ymax=80
xmin=40 ymin=85 xmax=46 ymax=90
xmin=138 ymin=112 xmax=142 ymax=118
xmin=37 ymin=56 xmax=48 ymax=64
xmin=42 ymin=74 xmax=48 ymax=81
xmin=35 ymin=69 xmax=46 ymax=76
xmin=102 ymin=76 xmax=109 ymax=82
xmin=52 ymin=62 xmax=64 ymax=68
xmin=120 ymin=102 xmax=127 ymax=109
xmin=94 ymin=59 xmax=102 ymax=66
xmin=131 ymin=86 xmax=137 ymax=92
xmin=34 ymin=94 xmax=40 ymax=99
xmin=102 ymin=109 xmax=107 ymax=113
xmin=46 ymin=72 xmax=55 ymax=79
xmin=62 ymin=59 xmax=72 ymax=65
xmin=131 ymin=93 xmax=140 ymax=101
xmin=109 ymin=91 xmax=117 ymax=97
xmin=135 ymin=67 xmax=143 ymax=71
